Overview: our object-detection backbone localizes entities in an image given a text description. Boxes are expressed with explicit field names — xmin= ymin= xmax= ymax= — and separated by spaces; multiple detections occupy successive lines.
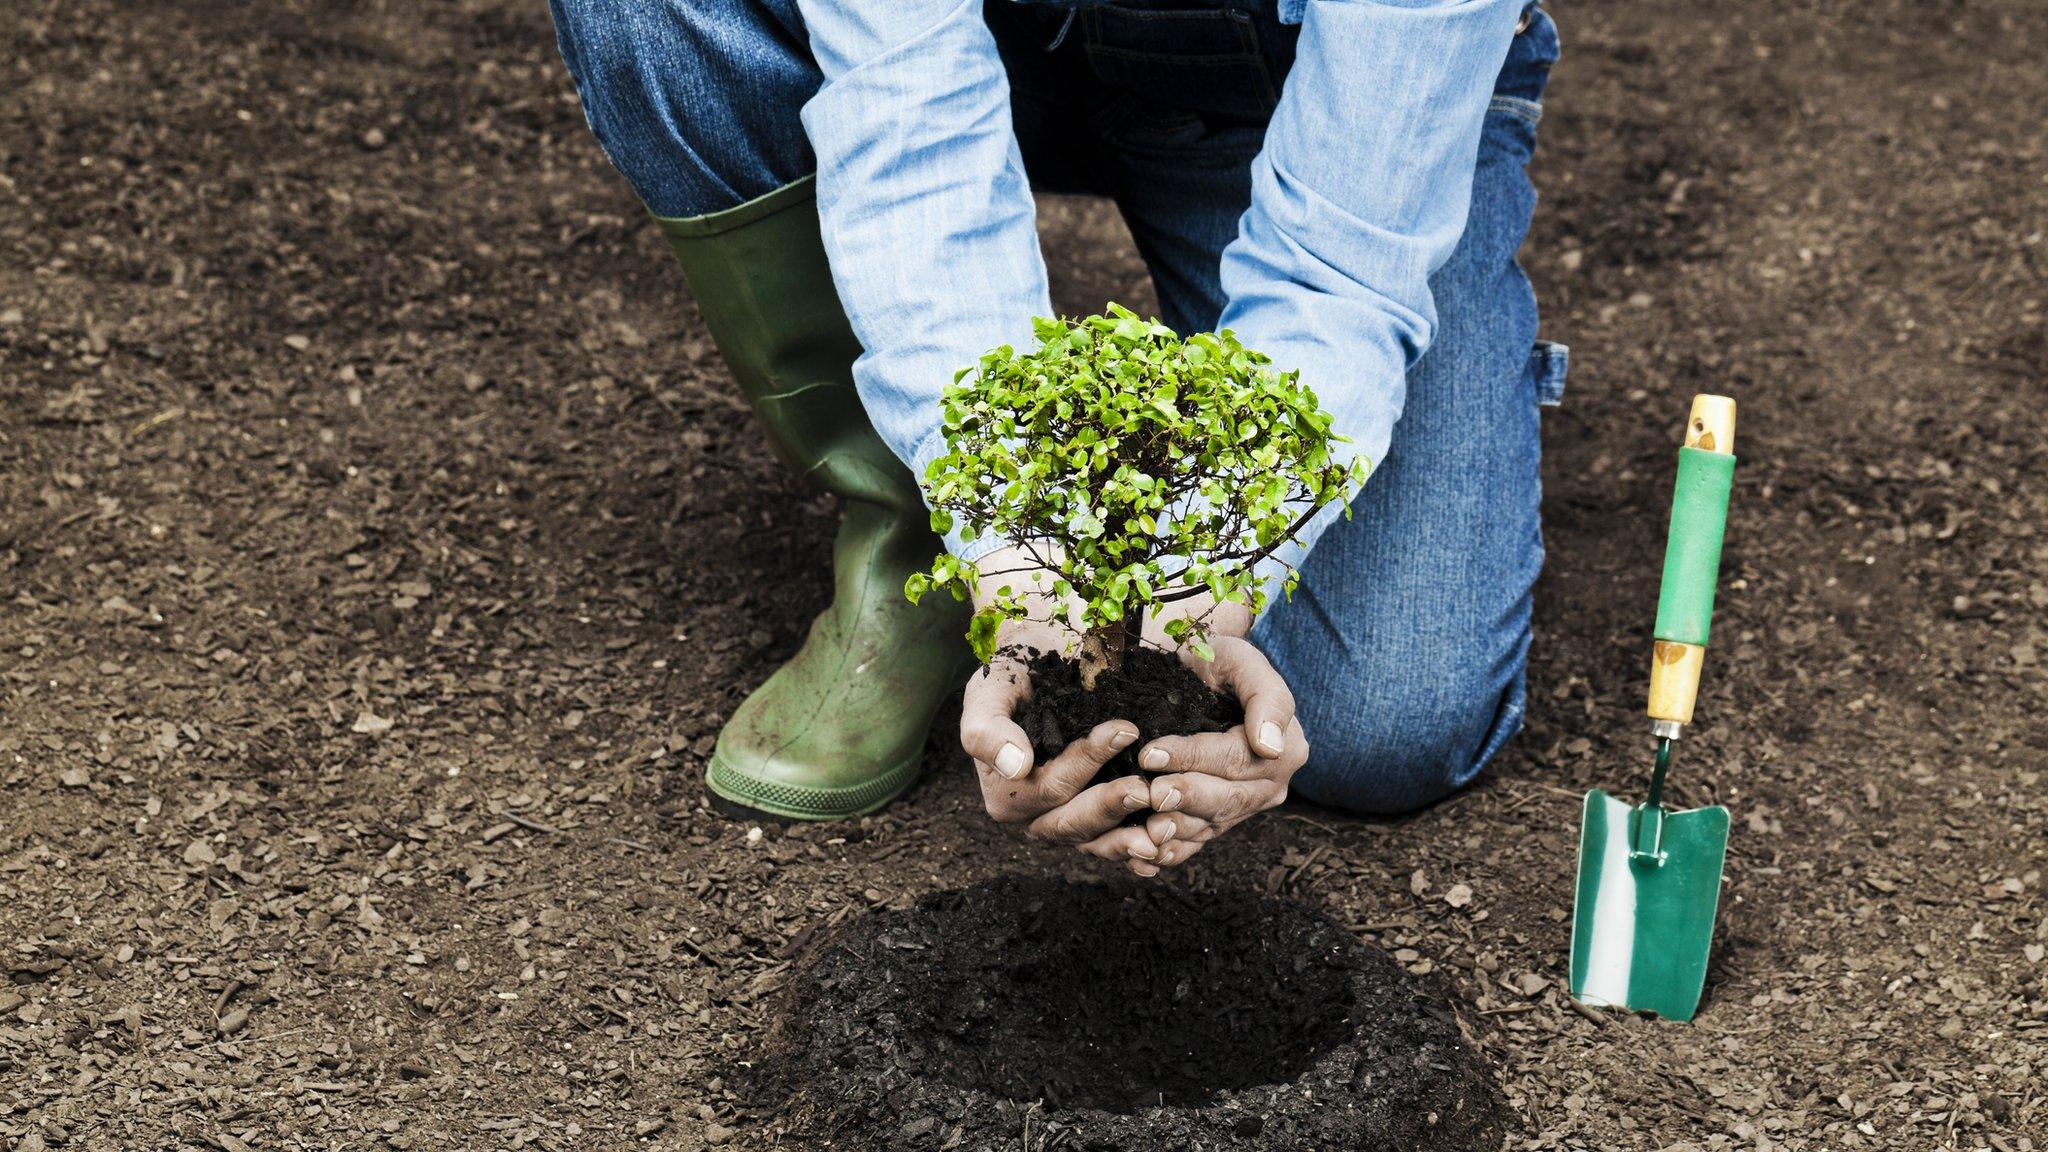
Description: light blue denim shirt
xmin=798 ymin=0 xmax=1524 ymax=599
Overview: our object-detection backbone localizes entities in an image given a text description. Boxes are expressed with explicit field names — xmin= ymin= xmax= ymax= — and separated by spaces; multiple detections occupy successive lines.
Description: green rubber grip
xmin=1653 ymin=447 xmax=1735 ymax=647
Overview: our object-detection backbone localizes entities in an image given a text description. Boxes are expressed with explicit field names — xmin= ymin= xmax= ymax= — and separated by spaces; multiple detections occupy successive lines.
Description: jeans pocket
xmin=1482 ymin=4 xmax=1559 ymax=167
xmin=1081 ymin=4 xmax=1280 ymax=122
xmin=1498 ymin=3 xmax=1561 ymax=106
xmin=1530 ymin=340 xmax=1569 ymax=407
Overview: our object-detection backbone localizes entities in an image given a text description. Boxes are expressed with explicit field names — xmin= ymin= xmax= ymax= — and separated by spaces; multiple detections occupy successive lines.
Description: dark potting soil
xmin=752 ymin=877 xmax=1508 ymax=1151
xmin=1012 ymin=646 xmax=1242 ymax=778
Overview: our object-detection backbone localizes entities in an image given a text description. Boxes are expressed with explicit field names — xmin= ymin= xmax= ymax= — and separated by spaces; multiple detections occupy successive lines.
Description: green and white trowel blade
xmin=1570 ymin=394 xmax=1739 ymax=1023
xmin=1569 ymin=790 xmax=1728 ymax=1021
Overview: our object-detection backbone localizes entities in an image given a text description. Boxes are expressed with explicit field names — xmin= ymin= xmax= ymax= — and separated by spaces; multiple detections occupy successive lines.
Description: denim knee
xmin=546 ymin=0 xmax=815 ymax=214
xmin=1288 ymin=639 xmax=1529 ymax=817
xmin=548 ymin=2 xmax=683 ymax=137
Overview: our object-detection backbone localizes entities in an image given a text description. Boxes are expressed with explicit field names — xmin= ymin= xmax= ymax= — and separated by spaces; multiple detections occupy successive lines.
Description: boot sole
xmin=704 ymin=750 xmax=925 ymax=823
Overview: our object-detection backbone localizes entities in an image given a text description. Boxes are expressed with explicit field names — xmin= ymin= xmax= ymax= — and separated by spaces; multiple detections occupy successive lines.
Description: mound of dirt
xmin=1013 ymin=646 xmax=1242 ymax=779
xmin=754 ymin=877 xmax=1506 ymax=1150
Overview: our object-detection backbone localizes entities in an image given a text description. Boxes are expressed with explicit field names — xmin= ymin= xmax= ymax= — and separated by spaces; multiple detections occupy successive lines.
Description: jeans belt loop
xmin=1045 ymin=4 xmax=1079 ymax=51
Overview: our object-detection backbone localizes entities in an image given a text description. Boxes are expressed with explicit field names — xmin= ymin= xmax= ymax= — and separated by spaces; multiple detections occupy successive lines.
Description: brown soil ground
xmin=3 ymin=1 xmax=2045 ymax=1150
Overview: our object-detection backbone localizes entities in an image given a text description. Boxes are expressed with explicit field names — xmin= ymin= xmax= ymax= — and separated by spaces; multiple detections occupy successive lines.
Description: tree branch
xmin=1145 ymin=501 xmax=1323 ymax=604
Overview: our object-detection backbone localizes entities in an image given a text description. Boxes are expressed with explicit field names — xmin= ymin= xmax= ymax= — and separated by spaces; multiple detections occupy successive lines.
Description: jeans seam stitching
xmin=1490 ymin=95 xmax=1543 ymax=125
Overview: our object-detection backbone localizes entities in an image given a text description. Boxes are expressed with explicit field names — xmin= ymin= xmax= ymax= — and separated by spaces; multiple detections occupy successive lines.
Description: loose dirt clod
xmin=754 ymin=877 xmax=1506 ymax=1150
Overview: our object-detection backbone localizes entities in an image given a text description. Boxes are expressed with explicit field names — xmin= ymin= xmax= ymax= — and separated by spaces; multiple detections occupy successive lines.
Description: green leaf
xmin=903 ymin=571 xmax=932 ymax=604
xmin=966 ymin=608 xmax=1005 ymax=666
xmin=914 ymin=304 xmax=1366 ymax=658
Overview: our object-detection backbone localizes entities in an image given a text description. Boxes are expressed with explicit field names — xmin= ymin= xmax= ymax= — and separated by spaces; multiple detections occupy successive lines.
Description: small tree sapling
xmin=905 ymin=304 xmax=1365 ymax=691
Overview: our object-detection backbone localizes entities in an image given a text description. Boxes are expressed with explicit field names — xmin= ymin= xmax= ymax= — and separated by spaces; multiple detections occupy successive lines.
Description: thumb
xmin=1212 ymin=637 xmax=1294 ymax=760
xmin=962 ymin=658 xmax=1035 ymax=779
xmin=1036 ymin=719 xmax=1143 ymax=803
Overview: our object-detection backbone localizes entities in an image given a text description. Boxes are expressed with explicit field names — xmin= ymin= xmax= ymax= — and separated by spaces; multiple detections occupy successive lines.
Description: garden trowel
xmin=1570 ymin=395 xmax=1737 ymax=1022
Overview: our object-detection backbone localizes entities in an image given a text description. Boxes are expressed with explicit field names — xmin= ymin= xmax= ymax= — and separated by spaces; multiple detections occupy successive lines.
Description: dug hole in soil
xmin=752 ymin=876 xmax=1506 ymax=1150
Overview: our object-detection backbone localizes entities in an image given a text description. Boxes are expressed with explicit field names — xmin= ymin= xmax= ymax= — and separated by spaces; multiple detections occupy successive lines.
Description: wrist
xmin=1142 ymin=597 xmax=1251 ymax=645
xmin=969 ymin=545 xmax=1255 ymax=646
xmin=969 ymin=545 xmax=1068 ymax=619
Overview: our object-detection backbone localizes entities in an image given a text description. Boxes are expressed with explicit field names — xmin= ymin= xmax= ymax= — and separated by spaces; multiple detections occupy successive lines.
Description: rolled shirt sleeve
xmin=796 ymin=0 xmax=1050 ymax=563
xmin=1221 ymin=0 xmax=1523 ymax=601
xmin=799 ymin=0 xmax=1524 ymax=596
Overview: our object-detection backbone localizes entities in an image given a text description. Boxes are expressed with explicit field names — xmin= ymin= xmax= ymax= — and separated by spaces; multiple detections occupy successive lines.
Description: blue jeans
xmin=549 ymin=0 xmax=1565 ymax=814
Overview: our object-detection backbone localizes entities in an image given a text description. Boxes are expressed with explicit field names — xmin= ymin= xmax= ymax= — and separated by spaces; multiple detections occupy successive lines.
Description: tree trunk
xmin=1077 ymin=609 xmax=1139 ymax=691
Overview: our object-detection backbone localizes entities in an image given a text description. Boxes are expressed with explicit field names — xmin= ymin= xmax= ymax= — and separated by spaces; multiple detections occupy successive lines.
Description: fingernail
xmin=1158 ymin=819 xmax=1178 ymax=843
xmin=1140 ymin=747 xmax=1168 ymax=771
xmin=995 ymin=743 xmax=1027 ymax=779
xmin=1108 ymin=727 xmax=1138 ymax=751
xmin=1122 ymin=791 xmax=1148 ymax=811
xmin=1129 ymin=840 xmax=1157 ymax=860
xmin=1131 ymin=862 xmax=1160 ymax=878
xmin=1160 ymin=786 xmax=1183 ymax=811
xmin=1257 ymin=721 xmax=1284 ymax=756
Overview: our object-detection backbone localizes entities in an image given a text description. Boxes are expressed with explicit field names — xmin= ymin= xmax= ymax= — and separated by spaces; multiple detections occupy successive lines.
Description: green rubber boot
xmin=657 ymin=177 xmax=975 ymax=822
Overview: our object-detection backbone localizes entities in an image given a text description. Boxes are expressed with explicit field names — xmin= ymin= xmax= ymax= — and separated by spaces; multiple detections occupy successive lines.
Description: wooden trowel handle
xmin=1648 ymin=396 xmax=1737 ymax=730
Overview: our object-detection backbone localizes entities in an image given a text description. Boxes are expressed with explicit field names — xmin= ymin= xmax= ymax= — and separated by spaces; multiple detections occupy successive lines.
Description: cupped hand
xmin=1133 ymin=634 xmax=1309 ymax=870
xmin=954 ymin=546 xmax=1305 ymax=877
xmin=960 ymin=619 xmax=1165 ymax=875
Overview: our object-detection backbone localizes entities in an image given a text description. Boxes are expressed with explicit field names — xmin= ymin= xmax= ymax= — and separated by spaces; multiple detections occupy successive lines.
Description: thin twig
xmin=1567 ymin=999 xmax=1611 ymax=1029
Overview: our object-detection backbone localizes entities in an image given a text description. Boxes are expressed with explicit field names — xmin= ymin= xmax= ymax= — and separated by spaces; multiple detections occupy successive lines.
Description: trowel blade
xmin=1569 ymin=788 xmax=1729 ymax=1022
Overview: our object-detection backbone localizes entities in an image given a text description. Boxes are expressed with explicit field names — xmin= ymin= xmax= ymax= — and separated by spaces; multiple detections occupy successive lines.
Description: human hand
xmin=959 ymin=610 xmax=1169 ymax=871
xmin=954 ymin=548 xmax=1165 ymax=872
xmin=955 ymin=546 xmax=1293 ymax=876
xmin=1133 ymin=635 xmax=1308 ymax=870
